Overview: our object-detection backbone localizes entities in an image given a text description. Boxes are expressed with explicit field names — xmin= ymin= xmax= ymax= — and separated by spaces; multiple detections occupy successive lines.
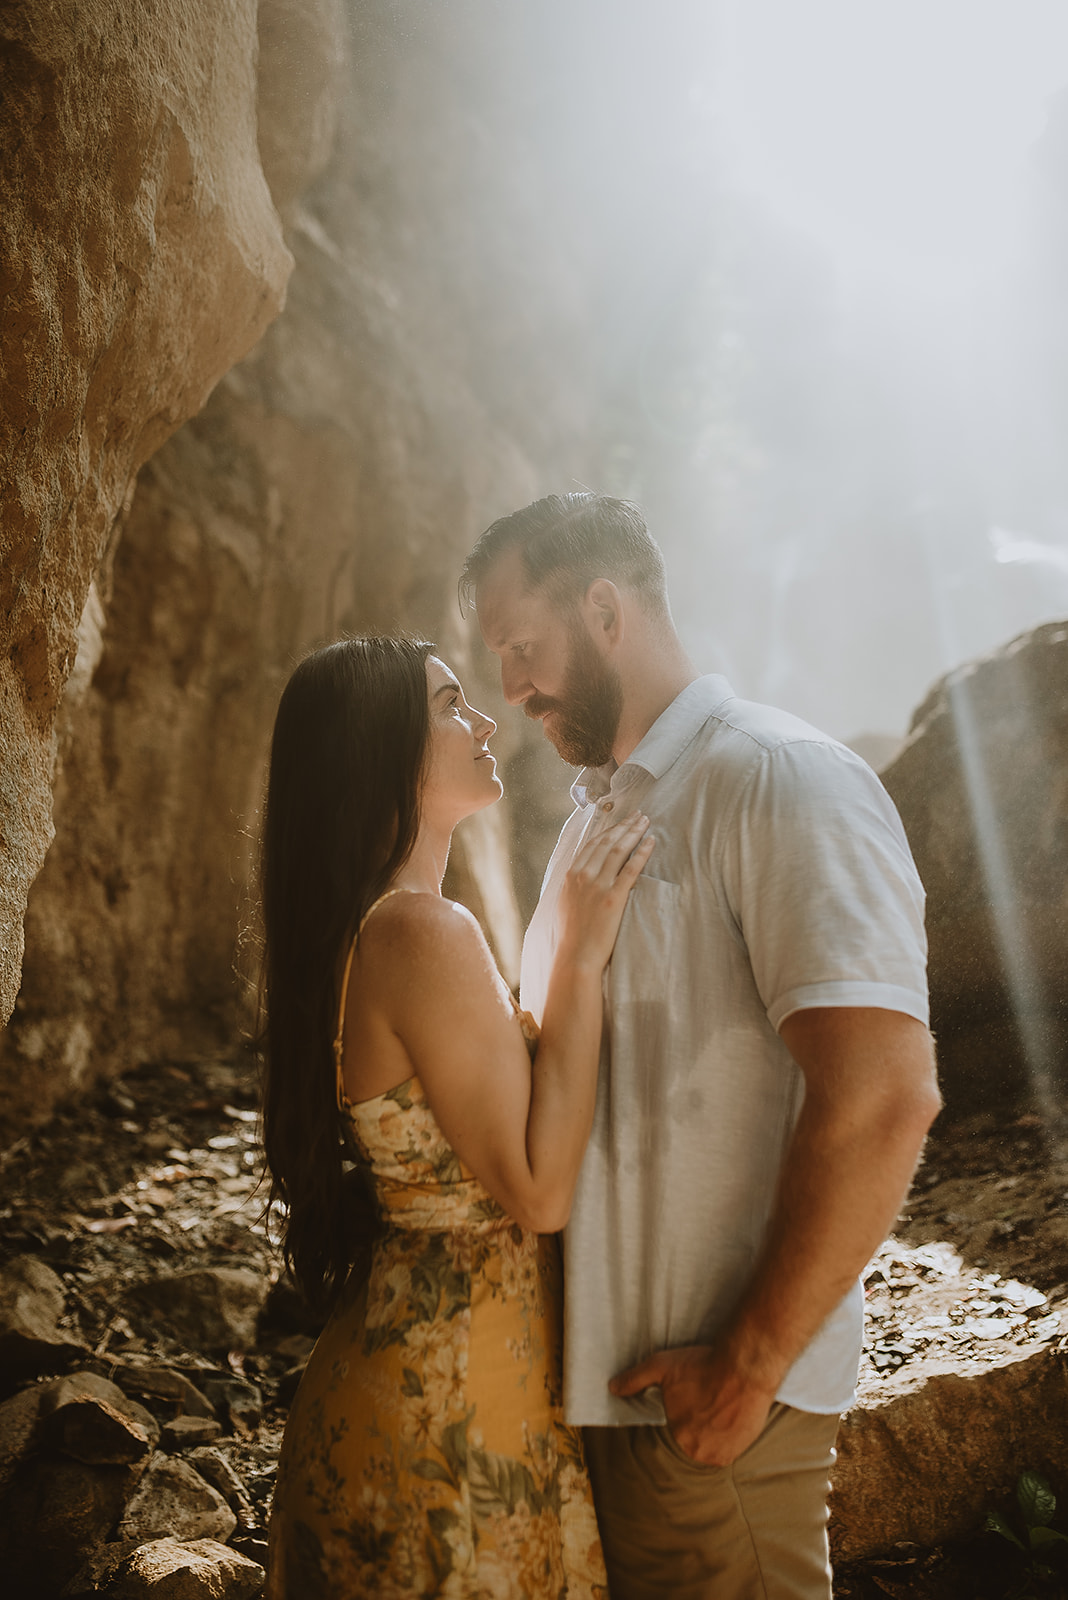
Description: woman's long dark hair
xmin=259 ymin=635 xmax=433 ymax=1312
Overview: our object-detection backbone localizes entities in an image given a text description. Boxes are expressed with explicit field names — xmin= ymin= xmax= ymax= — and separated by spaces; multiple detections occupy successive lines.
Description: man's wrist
xmin=717 ymin=1315 xmax=794 ymax=1398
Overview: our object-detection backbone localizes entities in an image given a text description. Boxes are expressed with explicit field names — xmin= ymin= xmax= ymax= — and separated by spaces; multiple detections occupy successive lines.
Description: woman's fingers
xmin=572 ymin=813 xmax=653 ymax=885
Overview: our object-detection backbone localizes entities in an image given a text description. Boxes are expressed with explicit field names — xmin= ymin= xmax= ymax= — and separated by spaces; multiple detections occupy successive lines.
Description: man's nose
xmin=499 ymin=659 xmax=531 ymax=706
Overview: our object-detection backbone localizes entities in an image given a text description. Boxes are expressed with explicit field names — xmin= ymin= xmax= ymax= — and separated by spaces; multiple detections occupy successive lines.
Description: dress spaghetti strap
xmin=334 ymin=887 xmax=413 ymax=1110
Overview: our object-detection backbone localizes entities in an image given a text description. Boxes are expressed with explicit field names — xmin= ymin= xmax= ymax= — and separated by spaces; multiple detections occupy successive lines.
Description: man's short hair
xmin=460 ymin=493 xmax=669 ymax=615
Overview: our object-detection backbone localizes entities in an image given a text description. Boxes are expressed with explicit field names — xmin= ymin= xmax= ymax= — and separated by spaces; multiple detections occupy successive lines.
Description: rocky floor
xmin=4 ymin=1054 xmax=1068 ymax=1595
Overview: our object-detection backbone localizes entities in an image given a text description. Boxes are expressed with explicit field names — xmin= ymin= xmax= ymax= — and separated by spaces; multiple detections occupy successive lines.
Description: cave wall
xmin=0 ymin=0 xmax=593 ymax=1133
xmin=0 ymin=0 xmax=292 ymax=1043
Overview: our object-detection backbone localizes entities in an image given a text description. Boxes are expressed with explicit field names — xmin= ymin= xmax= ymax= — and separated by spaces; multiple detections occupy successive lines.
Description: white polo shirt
xmin=520 ymin=675 xmax=929 ymax=1425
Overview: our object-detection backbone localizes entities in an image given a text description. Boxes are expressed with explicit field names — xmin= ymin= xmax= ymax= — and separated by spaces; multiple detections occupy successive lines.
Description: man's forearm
xmin=610 ymin=1009 xmax=940 ymax=1464
xmin=718 ymin=1036 xmax=940 ymax=1393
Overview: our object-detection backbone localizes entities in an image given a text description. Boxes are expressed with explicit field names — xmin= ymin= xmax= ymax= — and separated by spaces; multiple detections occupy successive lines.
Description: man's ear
xmin=582 ymin=578 xmax=624 ymax=646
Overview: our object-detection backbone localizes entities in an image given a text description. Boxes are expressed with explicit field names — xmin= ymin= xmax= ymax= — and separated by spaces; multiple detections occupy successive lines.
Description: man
xmin=462 ymin=493 xmax=940 ymax=1600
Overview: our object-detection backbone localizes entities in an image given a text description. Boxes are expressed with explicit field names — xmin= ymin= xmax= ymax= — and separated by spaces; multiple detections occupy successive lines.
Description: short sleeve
xmin=720 ymin=739 xmax=929 ymax=1031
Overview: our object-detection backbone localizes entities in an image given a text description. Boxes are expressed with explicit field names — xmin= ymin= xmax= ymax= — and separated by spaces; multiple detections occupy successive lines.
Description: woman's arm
xmin=358 ymin=814 xmax=653 ymax=1230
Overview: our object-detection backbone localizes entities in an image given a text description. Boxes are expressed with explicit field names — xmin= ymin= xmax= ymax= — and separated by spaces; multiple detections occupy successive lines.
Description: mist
xmin=548 ymin=0 xmax=1068 ymax=744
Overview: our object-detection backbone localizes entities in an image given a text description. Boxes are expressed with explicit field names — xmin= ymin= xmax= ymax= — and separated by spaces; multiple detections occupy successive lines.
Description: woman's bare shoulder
xmin=360 ymin=892 xmax=491 ymax=974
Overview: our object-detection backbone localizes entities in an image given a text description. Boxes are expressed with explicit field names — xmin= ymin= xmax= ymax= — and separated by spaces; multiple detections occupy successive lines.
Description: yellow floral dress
xmin=267 ymin=907 xmax=608 ymax=1599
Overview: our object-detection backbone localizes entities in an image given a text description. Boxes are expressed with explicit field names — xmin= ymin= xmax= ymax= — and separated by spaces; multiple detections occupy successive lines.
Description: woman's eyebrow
xmin=433 ymin=680 xmax=462 ymax=700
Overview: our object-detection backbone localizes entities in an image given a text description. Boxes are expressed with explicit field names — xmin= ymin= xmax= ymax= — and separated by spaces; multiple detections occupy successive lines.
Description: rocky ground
xmin=3 ymin=1053 xmax=1068 ymax=1596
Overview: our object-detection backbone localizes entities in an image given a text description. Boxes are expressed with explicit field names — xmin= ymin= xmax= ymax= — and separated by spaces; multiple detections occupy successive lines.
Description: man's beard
xmin=524 ymin=622 xmax=623 ymax=768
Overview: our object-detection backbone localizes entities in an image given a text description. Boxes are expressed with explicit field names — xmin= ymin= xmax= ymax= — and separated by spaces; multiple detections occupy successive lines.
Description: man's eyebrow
xmin=433 ymin=681 xmax=461 ymax=700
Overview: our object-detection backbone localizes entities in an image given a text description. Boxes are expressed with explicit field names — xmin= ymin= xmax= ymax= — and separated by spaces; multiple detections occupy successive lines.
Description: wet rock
xmin=160 ymin=1414 xmax=223 ymax=1450
xmin=103 ymin=1537 xmax=265 ymax=1599
xmin=124 ymin=1270 xmax=266 ymax=1353
xmin=118 ymin=1454 xmax=237 ymax=1544
xmin=114 ymin=1365 xmax=216 ymax=1421
xmin=41 ymin=1371 xmax=159 ymax=1464
xmin=0 ymin=1254 xmax=84 ymax=1377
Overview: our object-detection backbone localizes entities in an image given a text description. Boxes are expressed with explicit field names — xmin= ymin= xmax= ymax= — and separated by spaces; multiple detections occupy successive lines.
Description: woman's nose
xmin=474 ymin=707 xmax=497 ymax=739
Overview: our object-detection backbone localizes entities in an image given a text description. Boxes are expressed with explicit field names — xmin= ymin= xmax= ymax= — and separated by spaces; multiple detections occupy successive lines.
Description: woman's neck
xmin=391 ymin=819 xmax=454 ymax=895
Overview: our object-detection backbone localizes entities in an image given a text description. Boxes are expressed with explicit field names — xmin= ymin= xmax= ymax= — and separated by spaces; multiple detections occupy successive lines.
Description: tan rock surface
xmin=1 ymin=0 xmax=595 ymax=1131
xmin=0 ymin=0 xmax=292 ymax=1035
xmin=830 ymin=1238 xmax=1068 ymax=1561
xmin=882 ymin=621 xmax=1068 ymax=1112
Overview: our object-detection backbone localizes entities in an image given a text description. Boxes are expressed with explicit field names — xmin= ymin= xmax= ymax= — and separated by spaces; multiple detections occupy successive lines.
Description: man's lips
xmin=524 ymin=698 xmax=558 ymax=722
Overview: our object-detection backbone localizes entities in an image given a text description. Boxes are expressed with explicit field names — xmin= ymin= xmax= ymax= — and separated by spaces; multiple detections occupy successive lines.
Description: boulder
xmin=69 ymin=1538 xmax=264 ymax=1600
xmin=0 ymin=1253 xmax=84 ymax=1377
xmin=124 ymin=1270 xmax=266 ymax=1354
xmin=0 ymin=0 xmax=291 ymax=1044
xmin=160 ymin=1415 xmax=223 ymax=1451
xmin=187 ymin=1447 xmax=258 ymax=1531
xmin=40 ymin=1371 xmax=159 ymax=1464
xmin=0 ymin=1451 xmax=145 ymax=1595
xmin=117 ymin=1454 xmax=237 ymax=1545
xmin=829 ymin=1238 xmax=1068 ymax=1560
xmin=883 ymin=621 xmax=1068 ymax=1113
xmin=196 ymin=1376 xmax=263 ymax=1434
xmin=113 ymin=1365 xmax=216 ymax=1421
xmin=0 ymin=1382 xmax=46 ymax=1496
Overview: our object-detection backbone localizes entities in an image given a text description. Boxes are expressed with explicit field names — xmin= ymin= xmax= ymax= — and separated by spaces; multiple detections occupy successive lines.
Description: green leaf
xmin=1029 ymin=1525 xmax=1068 ymax=1549
xmin=986 ymin=1510 xmax=1026 ymax=1550
xmin=1018 ymin=1470 xmax=1057 ymax=1528
xmin=400 ymin=1366 xmax=424 ymax=1398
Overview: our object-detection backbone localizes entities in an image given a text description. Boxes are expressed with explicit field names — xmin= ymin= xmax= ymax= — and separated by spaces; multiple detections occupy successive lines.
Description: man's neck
xmin=611 ymin=656 xmax=699 ymax=766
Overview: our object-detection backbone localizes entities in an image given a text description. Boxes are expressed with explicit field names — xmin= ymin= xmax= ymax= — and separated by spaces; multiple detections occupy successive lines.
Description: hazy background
xmin=522 ymin=0 xmax=1068 ymax=745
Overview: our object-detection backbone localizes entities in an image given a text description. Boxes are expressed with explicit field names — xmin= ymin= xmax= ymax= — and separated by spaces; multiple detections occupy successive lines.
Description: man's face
xmin=476 ymin=547 xmax=623 ymax=768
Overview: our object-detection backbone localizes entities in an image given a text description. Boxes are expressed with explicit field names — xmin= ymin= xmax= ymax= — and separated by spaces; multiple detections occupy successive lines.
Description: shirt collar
xmin=570 ymin=674 xmax=735 ymax=807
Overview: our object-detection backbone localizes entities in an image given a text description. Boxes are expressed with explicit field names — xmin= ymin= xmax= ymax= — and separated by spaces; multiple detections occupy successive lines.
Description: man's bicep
xmin=779 ymin=1005 xmax=938 ymax=1105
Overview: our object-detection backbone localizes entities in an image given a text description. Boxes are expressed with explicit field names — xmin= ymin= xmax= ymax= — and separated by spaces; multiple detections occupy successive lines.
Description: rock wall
xmin=0 ymin=0 xmax=592 ymax=1134
xmin=883 ymin=621 xmax=1068 ymax=1114
xmin=0 ymin=0 xmax=292 ymax=1039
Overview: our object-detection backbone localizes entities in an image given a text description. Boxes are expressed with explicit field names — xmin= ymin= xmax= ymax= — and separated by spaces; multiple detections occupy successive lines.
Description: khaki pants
xmin=583 ymin=1403 xmax=839 ymax=1600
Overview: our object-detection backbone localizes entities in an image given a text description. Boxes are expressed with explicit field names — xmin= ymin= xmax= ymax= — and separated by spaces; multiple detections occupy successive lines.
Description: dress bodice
xmin=344 ymin=1075 xmax=511 ymax=1235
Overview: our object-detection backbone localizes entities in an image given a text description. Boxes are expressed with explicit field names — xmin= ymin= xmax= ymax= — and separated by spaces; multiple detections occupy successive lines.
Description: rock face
xmin=830 ymin=1237 xmax=1068 ymax=1561
xmin=0 ymin=0 xmax=597 ymax=1134
xmin=882 ymin=621 xmax=1068 ymax=1113
xmin=0 ymin=1 xmax=292 ymax=1040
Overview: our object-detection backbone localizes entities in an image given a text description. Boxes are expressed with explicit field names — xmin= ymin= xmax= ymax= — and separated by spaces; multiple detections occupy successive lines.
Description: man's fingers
xmin=608 ymin=1354 xmax=665 ymax=1397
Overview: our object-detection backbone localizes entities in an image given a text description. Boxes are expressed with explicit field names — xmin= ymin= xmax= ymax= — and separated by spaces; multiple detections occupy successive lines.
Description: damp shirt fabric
xmin=519 ymin=674 xmax=930 ymax=1427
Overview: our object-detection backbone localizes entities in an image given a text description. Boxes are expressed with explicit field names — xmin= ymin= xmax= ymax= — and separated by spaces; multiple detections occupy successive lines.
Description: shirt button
xmin=601 ymin=800 xmax=614 ymax=813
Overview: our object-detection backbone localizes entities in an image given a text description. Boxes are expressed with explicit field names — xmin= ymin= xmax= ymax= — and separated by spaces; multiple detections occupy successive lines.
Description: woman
xmin=261 ymin=635 xmax=653 ymax=1599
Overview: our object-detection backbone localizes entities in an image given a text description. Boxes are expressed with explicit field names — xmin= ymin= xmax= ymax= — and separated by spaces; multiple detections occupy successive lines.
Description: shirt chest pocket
xmin=606 ymin=874 xmax=682 ymax=1005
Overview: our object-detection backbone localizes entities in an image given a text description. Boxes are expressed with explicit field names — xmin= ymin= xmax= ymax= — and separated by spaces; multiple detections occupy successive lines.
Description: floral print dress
xmin=266 ymin=903 xmax=608 ymax=1599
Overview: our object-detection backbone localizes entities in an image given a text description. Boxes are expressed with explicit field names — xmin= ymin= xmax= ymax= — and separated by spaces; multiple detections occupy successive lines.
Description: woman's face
xmin=420 ymin=656 xmax=503 ymax=824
